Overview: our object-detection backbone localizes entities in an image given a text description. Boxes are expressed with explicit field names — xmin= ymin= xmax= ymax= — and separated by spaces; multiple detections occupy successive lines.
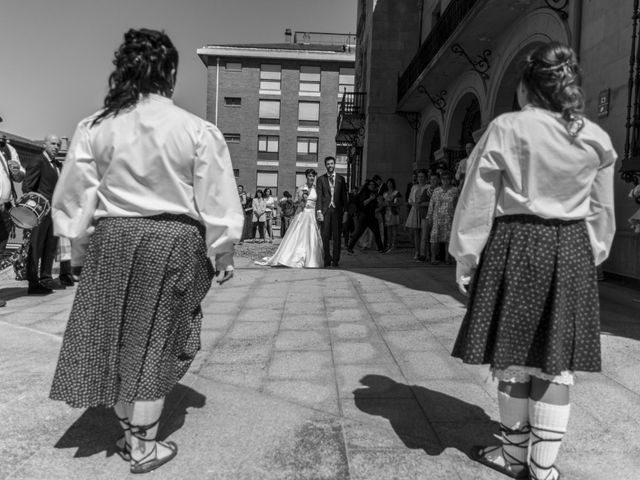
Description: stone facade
xmin=357 ymin=0 xmax=640 ymax=280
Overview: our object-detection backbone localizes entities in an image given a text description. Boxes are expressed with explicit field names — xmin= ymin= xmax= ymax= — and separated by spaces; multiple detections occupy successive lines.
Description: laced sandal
xmin=529 ymin=425 xmax=564 ymax=480
xmin=115 ymin=413 xmax=131 ymax=462
xmin=129 ymin=419 xmax=178 ymax=474
xmin=471 ymin=424 xmax=530 ymax=480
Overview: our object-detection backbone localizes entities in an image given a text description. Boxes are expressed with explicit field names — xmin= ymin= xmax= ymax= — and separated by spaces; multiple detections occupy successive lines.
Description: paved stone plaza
xmin=1 ymin=251 xmax=639 ymax=479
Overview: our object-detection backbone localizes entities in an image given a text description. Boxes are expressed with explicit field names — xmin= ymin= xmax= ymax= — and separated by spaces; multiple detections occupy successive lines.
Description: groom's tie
xmin=329 ymin=174 xmax=335 ymax=208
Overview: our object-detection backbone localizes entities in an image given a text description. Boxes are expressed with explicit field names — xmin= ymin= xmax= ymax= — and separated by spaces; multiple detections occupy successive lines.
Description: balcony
xmin=337 ymin=91 xmax=366 ymax=134
xmin=396 ymin=0 xmax=537 ymax=111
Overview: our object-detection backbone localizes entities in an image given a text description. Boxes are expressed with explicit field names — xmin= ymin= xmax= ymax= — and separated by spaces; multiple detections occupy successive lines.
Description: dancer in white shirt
xmin=449 ymin=42 xmax=616 ymax=480
xmin=49 ymin=28 xmax=243 ymax=474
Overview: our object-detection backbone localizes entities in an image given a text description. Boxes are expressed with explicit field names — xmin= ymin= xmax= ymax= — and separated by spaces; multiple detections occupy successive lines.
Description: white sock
xmin=528 ymin=400 xmax=570 ymax=480
xmin=498 ymin=391 xmax=530 ymax=469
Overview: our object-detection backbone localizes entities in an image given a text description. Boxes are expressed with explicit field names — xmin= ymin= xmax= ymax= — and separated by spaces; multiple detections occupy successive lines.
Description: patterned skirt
xmin=50 ymin=214 xmax=214 ymax=408
xmin=451 ymin=214 xmax=601 ymax=376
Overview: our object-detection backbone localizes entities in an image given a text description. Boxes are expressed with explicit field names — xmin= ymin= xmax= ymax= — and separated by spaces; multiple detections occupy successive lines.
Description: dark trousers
xmin=0 ymin=205 xmax=12 ymax=252
xmin=321 ymin=206 xmax=343 ymax=266
xmin=252 ymin=221 xmax=265 ymax=239
xmin=27 ymin=213 xmax=58 ymax=286
xmin=280 ymin=216 xmax=292 ymax=238
xmin=348 ymin=212 xmax=384 ymax=251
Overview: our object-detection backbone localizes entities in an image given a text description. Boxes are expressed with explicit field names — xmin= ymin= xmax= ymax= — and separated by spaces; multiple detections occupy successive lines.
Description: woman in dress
xmin=263 ymin=187 xmax=277 ymax=243
xmin=49 ymin=28 xmax=243 ymax=474
xmin=418 ymin=171 xmax=440 ymax=262
xmin=251 ymin=190 xmax=267 ymax=242
xmin=404 ymin=169 xmax=428 ymax=259
xmin=427 ymin=170 xmax=458 ymax=264
xmin=449 ymin=42 xmax=616 ymax=480
xmin=255 ymin=168 xmax=323 ymax=268
xmin=382 ymin=178 xmax=401 ymax=252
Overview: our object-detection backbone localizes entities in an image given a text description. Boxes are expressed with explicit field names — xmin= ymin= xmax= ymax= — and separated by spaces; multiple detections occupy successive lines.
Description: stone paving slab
xmin=1 ymin=249 xmax=639 ymax=479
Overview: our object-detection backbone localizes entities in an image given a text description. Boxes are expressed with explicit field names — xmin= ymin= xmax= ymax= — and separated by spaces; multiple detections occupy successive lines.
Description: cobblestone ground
xmin=0 ymin=243 xmax=639 ymax=479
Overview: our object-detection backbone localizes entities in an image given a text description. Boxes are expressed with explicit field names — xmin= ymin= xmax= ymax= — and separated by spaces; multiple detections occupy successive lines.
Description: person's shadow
xmin=54 ymin=384 xmax=206 ymax=458
xmin=353 ymin=374 xmax=499 ymax=456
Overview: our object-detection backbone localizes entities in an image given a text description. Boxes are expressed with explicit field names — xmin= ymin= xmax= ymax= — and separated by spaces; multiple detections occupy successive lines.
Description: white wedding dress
xmin=255 ymin=185 xmax=323 ymax=268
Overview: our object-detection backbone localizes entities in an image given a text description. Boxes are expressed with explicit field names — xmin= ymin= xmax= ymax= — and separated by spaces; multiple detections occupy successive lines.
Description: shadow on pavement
xmin=353 ymin=374 xmax=499 ymax=456
xmin=0 ymin=286 xmax=28 ymax=301
xmin=53 ymin=383 xmax=206 ymax=458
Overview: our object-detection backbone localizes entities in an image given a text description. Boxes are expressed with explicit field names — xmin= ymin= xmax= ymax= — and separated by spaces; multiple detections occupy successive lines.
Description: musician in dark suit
xmin=23 ymin=134 xmax=62 ymax=294
xmin=316 ymin=156 xmax=348 ymax=268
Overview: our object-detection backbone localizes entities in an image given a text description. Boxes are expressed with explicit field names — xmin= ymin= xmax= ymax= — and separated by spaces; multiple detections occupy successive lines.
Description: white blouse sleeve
xmin=194 ymin=123 xmax=244 ymax=266
xmin=52 ymin=119 xmax=100 ymax=241
xmin=448 ymin=121 xmax=507 ymax=282
xmin=585 ymin=139 xmax=617 ymax=266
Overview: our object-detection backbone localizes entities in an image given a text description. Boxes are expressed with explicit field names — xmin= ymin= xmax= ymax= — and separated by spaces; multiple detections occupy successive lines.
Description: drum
xmin=9 ymin=192 xmax=51 ymax=229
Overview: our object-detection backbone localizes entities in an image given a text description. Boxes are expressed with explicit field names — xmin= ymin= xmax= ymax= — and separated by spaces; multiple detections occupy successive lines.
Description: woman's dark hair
xmin=263 ymin=187 xmax=272 ymax=196
xmin=416 ymin=168 xmax=428 ymax=177
xmin=305 ymin=168 xmax=317 ymax=177
xmin=520 ymin=42 xmax=584 ymax=135
xmin=254 ymin=189 xmax=263 ymax=198
xmin=92 ymin=28 xmax=179 ymax=126
xmin=386 ymin=178 xmax=396 ymax=190
xmin=440 ymin=170 xmax=452 ymax=179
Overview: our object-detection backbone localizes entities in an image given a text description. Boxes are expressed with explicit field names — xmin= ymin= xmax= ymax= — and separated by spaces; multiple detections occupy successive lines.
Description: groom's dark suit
xmin=316 ymin=171 xmax=348 ymax=267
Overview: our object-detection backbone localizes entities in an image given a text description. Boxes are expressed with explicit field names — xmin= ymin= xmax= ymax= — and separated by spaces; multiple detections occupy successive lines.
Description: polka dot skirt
xmin=50 ymin=214 xmax=214 ymax=408
xmin=451 ymin=214 xmax=601 ymax=376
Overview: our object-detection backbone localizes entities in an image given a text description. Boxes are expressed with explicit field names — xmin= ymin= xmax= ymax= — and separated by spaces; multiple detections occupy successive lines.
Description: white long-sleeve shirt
xmin=0 ymin=144 xmax=25 ymax=203
xmin=449 ymin=104 xmax=617 ymax=282
xmin=52 ymin=94 xmax=243 ymax=265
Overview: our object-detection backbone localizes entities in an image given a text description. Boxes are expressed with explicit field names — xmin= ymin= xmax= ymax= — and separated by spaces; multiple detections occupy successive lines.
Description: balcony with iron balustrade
xmin=396 ymin=0 xmax=564 ymax=112
xmin=336 ymin=91 xmax=367 ymax=145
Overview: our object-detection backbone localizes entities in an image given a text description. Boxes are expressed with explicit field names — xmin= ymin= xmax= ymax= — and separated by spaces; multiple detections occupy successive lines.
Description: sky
xmin=0 ymin=0 xmax=357 ymax=141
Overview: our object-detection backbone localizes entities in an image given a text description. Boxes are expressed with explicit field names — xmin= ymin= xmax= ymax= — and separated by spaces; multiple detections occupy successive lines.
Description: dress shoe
xmin=0 ymin=299 xmax=6 ymax=307
xmin=346 ymin=247 xmax=355 ymax=255
xmin=28 ymin=284 xmax=54 ymax=295
xmin=59 ymin=274 xmax=75 ymax=286
xmin=331 ymin=262 xmax=340 ymax=268
xmin=40 ymin=279 xmax=66 ymax=290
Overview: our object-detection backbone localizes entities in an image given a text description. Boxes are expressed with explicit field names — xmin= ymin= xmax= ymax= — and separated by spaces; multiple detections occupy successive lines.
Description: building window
xmin=296 ymin=137 xmax=318 ymax=163
xmin=295 ymin=172 xmax=308 ymax=188
xmin=260 ymin=64 xmax=281 ymax=91
xmin=336 ymin=143 xmax=349 ymax=167
xmin=224 ymin=97 xmax=241 ymax=106
xmin=225 ymin=62 xmax=242 ymax=71
xmin=257 ymin=171 xmax=278 ymax=196
xmin=300 ymin=66 xmax=321 ymax=92
xmin=339 ymin=67 xmax=355 ymax=95
xmin=258 ymin=135 xmax=279 ymax=161
xmin=233 ymin=169 xmax=240 ymax=178
xmin=259 ymin=100 xmax=280 ymax=125
xmin=298 ymin=101 xmax=320 ymax=127
xmin=223 ymin=133 xmax=241 ymax=143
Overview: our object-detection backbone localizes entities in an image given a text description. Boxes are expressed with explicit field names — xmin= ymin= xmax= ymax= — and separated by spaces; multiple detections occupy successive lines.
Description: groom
xmin=316 ymin=156 xmax=348 ymax=268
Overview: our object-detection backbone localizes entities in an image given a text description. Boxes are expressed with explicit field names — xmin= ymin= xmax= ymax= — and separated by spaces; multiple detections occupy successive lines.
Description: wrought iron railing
xmin=397 ymin=0 xmax=480 ymax=101
xmin=339 ymin=91 xmax=367 ymax=116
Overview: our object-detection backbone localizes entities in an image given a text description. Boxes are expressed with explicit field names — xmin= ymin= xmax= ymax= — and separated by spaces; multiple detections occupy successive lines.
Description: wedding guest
xmin=252 ymin=190 xmax=267 ymax=242
xmin=404 ymin=169 xmax=428 ymax=260
xmin=347 ymin=179 xmax=384 ymax=254
xmin=427 ymin=170 xmax=458 ymax=264
xmin=238 ymin=185 xmax=248 ymax=243
xmin=263 ymin=187 xmax=276 ymax=243
xmin=418 ymin=172 xmax=439 ymax=261
xmin=49 ymin=28 xmax=243 ymax=474
xmin=278 ymin=191 xmax=295 ymax=238
xmin=382 ymin=178 xmax=401 ymax=252
xmin=23 ymin=134 xmax=63 ymax=293
xmin=449 ymin=42 xmax=616 ymax=480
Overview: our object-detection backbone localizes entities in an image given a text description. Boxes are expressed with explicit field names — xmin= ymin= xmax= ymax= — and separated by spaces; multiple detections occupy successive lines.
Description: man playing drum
xmin=0 ymin=134 xmax=26 ymax=307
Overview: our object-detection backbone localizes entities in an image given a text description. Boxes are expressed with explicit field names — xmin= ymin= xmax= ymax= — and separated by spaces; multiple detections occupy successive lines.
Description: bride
xmin=255 ymin=168 xmax=323 ymax=268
